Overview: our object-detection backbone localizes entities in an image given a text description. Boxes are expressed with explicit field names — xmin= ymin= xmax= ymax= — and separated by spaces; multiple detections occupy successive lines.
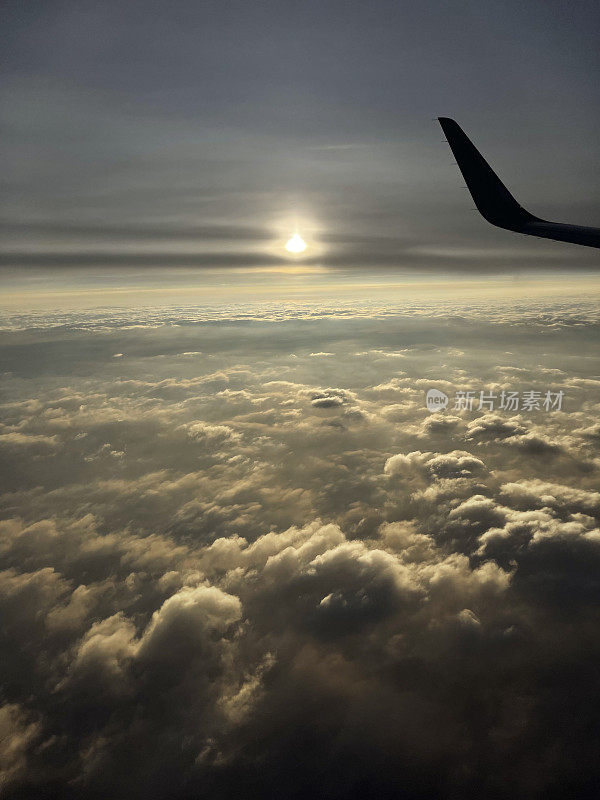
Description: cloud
xmin=465 ymin=413 xmax=526 ymax=441
xmin=0 ymin=704 xmax=41 ymax=792
xmin=309 ymin=388 xmax=352 ymax=408
xmin=384 ymin=449 xmax=486 ymax=480
xmin=183 ymin=422 xmax=242 ymax=445
xmin=0 ymin=432 xmax=59 ymax=449
xmin=1 ymin=304 xmax=600 ymax=797
xmin=500 ymin=480 xmax=600 ymax=515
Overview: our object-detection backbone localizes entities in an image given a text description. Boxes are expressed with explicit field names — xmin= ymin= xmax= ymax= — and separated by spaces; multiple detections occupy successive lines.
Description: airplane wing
xmin=438 ymin=117 xmax=600 ymax=249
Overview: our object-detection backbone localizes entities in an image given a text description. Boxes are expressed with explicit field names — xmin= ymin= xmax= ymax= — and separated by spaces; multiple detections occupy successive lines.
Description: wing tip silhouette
xmin=438 ymin=117 xmax=600 ymax=249
xmin=437 ymin=117 xmax=536 ymax=230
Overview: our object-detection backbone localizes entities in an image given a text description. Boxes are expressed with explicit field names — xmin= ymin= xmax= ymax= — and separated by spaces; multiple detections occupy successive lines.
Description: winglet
xmin=438 ymin=117 xmax=537 ymax=230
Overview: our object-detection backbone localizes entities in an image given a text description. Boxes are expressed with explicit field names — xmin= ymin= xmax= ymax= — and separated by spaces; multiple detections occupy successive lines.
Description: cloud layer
xmin=0 ymin=302 xmax=599 ymax=798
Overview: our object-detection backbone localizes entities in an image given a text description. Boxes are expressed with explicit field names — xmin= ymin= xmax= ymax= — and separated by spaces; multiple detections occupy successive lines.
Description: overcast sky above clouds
xmin=2 ymin=0 xmax=600 ymax=276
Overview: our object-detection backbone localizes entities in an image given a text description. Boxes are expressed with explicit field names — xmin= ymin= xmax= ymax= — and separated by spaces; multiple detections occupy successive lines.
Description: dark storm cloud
xmin=0 ymin=220 xmax=274 ymax=242
xmin=3 ymin=245 xmax=599 ymax=271
xmin=2 ymin=0 xmax=600 ymax=272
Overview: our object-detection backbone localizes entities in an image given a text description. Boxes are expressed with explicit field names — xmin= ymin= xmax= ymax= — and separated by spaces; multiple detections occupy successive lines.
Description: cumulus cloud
xmin=0 ymin=704 xmax=41 ymax=792
xmin=385 ymin=449 xmax=486 ymax=480
xmin=309 ymin=388 xmax=351 ymax=408
xmin=465 ymin=413 xmax=526 ymax=441
xmin=183 ymin=422 xmax=242 ymax=445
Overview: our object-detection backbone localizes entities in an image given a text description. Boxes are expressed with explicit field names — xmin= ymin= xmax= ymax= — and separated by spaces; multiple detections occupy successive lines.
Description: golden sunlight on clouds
xmin=3 ymin=272 xmax=600 ymax=311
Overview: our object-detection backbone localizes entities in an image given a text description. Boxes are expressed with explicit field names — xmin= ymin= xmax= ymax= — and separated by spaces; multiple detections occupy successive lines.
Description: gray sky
xmin=2 ymin=0 xmax=600 ymax=273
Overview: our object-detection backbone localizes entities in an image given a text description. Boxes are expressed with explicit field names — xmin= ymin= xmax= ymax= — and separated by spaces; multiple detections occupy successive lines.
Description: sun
xmin=285 ymin=233 xmax=307 ymax=254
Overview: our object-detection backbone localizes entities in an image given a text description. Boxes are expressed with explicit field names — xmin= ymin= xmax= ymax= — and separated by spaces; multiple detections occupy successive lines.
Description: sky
xmin=2 ymin=3 xmax=600 ymax=799
xmin=2 ymin=0 xmax=600 ymax=294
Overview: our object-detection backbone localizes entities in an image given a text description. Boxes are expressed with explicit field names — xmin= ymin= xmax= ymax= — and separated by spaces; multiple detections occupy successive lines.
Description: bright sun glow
xmin=285 ymin=233 xmax=307 ymax=254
